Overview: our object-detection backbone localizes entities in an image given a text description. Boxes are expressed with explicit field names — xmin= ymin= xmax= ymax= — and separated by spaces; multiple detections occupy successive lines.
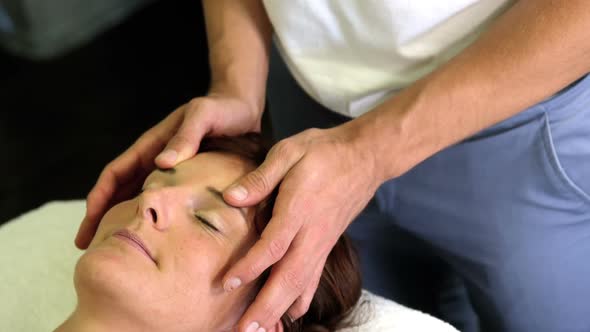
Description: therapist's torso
xmin=263 ymin=0 xmax=515 ymax=117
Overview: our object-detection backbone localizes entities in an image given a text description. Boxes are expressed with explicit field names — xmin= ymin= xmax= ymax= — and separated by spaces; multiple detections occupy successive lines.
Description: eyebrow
xmin=155 ymin=167 xmax=176 ymax=174
xmin=206 ymin=186 xmax=247 ymax=220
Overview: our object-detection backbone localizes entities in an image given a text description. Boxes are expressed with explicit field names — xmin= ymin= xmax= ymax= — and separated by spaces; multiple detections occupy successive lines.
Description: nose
xmin=137 ymin=188 xmax=176 ymax=231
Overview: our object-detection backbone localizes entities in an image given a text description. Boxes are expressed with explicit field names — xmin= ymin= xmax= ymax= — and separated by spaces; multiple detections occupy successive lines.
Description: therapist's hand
xmin=222 ymin=125 xmax=381 ymax=332
xmin=75 ymin=94 xmax=261 ymax=249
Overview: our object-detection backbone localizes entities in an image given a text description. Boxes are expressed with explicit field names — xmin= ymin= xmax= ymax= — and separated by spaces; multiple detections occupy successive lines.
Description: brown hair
xmin=199 ymin=133 xmax=362 ymax=332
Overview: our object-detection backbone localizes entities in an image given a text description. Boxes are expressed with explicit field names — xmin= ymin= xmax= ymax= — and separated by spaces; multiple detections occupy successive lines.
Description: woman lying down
xmin=53 ymin=134 xmax=456 ymax=332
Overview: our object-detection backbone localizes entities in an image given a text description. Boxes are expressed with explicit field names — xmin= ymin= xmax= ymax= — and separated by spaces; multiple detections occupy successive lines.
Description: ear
xmin=267 ymin=320 xmax=284 ymax=332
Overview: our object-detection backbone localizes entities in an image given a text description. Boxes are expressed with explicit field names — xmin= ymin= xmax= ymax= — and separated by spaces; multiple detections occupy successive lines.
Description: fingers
xmin=235 ymin=246 xmax=326 ymax=332
xmin=75 ymin=190 xmax=108 ymax=249
xmin=76 ymin=149 xmax=146 ymax=249
xmin=286 ymin=255 xmax=327 ymax=320
xmin=222 ymin=191 xmax=322 ymax=331
xmin=224 ymin=140 xmax=304 ymax=207
xmin=155 ymin=101 xmax=210 ymax=168
xmin=222 ymin=202 xmax=301 ymax=291
xmin=75 ymin=155 xmax=136 ymax=248
xmin=76 ymin=114 xmax=178 ymax=249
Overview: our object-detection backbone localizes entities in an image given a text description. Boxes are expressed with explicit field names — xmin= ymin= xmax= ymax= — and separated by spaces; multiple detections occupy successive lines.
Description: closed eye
xmin=195 ymin=214 xmax=220 ymax=232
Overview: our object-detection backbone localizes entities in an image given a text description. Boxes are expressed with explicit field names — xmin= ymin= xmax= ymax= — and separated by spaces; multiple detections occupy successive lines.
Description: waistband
xmin=469 ymin=73 xmax=590 ymax=140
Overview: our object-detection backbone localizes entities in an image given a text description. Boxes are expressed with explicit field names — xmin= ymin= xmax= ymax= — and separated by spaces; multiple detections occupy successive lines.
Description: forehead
xmin=160 ymin=152 xmax=255 ymax=187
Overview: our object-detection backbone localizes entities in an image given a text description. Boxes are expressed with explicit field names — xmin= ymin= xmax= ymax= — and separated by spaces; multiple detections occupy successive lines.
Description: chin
xmin=73 ymin=249 xmax=194 ymax=330
xmin=74 ymin=247 xmax=155 ymax=312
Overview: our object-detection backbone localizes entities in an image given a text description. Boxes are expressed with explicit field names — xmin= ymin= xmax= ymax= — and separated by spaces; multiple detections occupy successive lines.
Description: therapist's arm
xmin=153 ymin=0 xmax=274 ymax=163
xmin=352 ymin=0 xmax=590 ymax=181
xmin=222 ymin=1 xmax=590 ymax=331
xmin=153 ymin=0 xmax=273 ymax=162
xmin=202 ymin=0 xmax=272 ymax=118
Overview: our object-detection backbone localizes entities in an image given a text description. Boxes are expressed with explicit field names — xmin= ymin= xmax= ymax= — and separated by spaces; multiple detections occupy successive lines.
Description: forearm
xmin=350 ymin=0 xmax=590 ymax=182
xmin=203 ymin=0 xmax=273 ymax=116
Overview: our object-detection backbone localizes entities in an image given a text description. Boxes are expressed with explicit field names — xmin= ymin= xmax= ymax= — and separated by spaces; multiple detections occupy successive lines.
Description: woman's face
xmin=75 ymin=152 xmax=259 ymax=332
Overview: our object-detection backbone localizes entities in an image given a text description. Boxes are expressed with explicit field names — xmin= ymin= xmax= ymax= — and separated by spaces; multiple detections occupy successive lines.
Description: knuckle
xmin=259 ymin=301 xmax=281 ymax=322
xmin=247 ymin=262 xmax=264 ymax=280
xmin=266 ymin=238 xmax=287 ymax=261
xmin=186 ymin=98 xmax=204 ymax=111
xmin=101 ymin=163 xmax=120 ymax=181
xmin=246 ymin=170 xmax=271 ymax=193
xmin=280 ymin=269 xmax=306 ymax=293
xmin=86 ymin=190 xmax=98 ymax=203
xmin=138 ymin=129 xmax=165 ymax=150
xmin=272 ymin=139 xmax=299 ymax=158
xmin=169 ymin=134 xmax=193 ymax=149
xmin=102 ymin=161 xmax=116 ymax=174
xmin=188 ymin=97 xmax=216 ymax=116
xmin=304 ymin=127 xmax=322 ymax=137
xmin=87 ymin=184 xmax=107 ymax=203
xmin=301 ymin=164 xmax=322 ymax=181
xmin=290 ymin=299 xmax=311 ymax=319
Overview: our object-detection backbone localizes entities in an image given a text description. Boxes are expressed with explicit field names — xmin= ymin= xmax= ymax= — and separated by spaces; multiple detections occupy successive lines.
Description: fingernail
xmin=224 ymin=277 xmax=242 ymax=292
xmin=245 ymin=322 xmax=259 ymax=332
xmin=228 ymin=185 xmax=248 ymax=201
xmin=156 ymin=150 xmax=177 ymax=164
xmin=257 ymin=328 xmax=266 ymax=332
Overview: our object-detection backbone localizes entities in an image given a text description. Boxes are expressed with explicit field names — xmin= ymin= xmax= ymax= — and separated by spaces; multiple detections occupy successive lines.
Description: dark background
xmin=0 ymin=0 xmax=211 ymax=224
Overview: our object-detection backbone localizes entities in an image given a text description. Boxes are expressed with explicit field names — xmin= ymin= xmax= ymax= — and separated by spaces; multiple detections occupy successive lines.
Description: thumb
xmin=223 ymin=142 xmax=302 ymax=207
xmin=155 ymin=113 xmax=207 ymax=168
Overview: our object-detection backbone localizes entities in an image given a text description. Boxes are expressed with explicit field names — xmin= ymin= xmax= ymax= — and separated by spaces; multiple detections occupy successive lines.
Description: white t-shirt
xmin=263 ymin=0 xmax=515 ymax=117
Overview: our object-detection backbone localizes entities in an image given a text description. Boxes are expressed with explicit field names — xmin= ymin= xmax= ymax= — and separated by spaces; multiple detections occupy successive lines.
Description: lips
xmin=112 ymin=229 xmax=156 ymax=264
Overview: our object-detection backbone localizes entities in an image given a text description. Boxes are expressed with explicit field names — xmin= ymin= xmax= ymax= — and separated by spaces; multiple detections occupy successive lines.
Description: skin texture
xmin=78 ymin=1 xmax=590 ymax=331
xmin=63 ymin=152 xmax=282 ymax=332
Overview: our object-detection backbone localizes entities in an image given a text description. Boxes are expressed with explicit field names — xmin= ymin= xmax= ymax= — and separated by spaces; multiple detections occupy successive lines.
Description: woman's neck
xmin=54 ymin=307 xmax=147 ymax=332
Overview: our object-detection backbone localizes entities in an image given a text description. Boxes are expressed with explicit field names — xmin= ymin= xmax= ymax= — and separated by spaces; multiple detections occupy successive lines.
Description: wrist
xmin=208 ymin=81 xmax=266 ymax=122
xmin=208 ymin=50 xmax=269 ymax=122
xmin=340 ymin=85 xmax=435 ymax=184
xmin=333 ymin=117 xmax=395 ymax=189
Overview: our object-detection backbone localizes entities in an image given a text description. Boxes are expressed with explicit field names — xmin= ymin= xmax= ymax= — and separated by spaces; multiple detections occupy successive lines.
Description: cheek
xmin=162 ymin=236 xmax=254 ymax=329
xmin=175 ymin=237 xmax=226 ymax=282
xmin=163 ymin=232 xmax=237 ymax=302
